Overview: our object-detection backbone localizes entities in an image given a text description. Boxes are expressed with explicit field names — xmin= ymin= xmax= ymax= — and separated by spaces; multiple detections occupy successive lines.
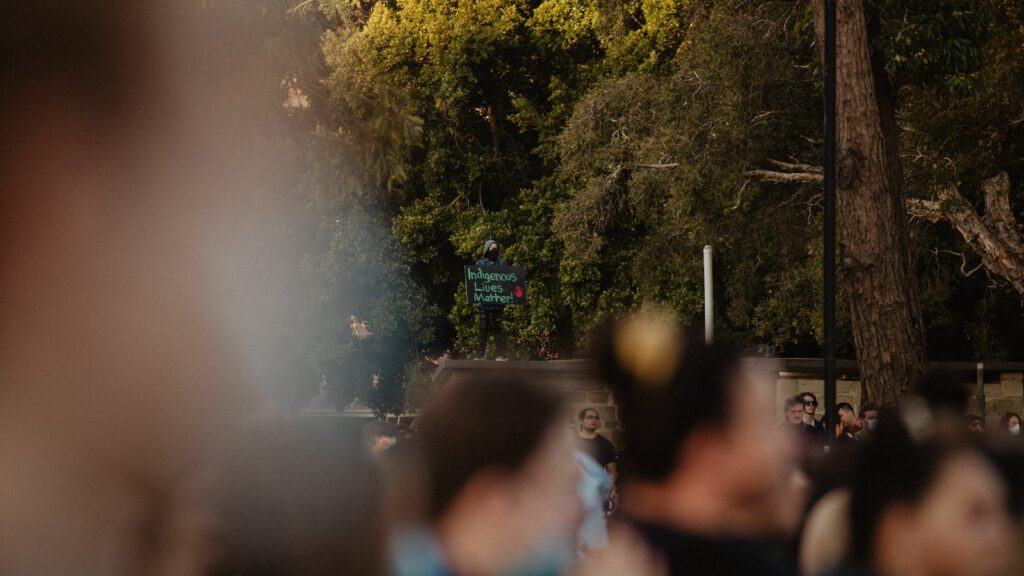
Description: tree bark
xmin=813 ymin=0 xmax=926 ymax=409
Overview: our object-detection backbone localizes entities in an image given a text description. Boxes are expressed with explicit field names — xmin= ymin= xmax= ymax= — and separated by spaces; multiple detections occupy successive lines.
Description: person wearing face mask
xmin=999 ymin=412 xmax=1022 ymax=438
xmin=853 ymin=405 xmax=879 ymax=444
xmin=474 ymin=240 xmax=510 ymax=361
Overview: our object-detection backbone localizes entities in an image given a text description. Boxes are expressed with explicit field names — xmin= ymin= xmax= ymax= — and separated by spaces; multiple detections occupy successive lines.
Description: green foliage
xmin=306 ymin=205 xmax=437 ymax=413
xmin=900 ymin=0 xmax=1024 ymax=359
xmin=263 ymin=0 xmax=1024 ymax=412
xmin=554 ymin=2 xmax=835 ymax=352
xmin=870 ymin=0 xmax=994 ymax=91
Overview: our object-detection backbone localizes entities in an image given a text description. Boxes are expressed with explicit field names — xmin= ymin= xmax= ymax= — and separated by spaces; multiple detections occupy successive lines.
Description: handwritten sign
xmin=464 ymin=264 xmax=527 ymax=306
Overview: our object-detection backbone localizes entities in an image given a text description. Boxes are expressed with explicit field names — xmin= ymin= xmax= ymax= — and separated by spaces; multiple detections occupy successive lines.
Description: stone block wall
xmin=432 ymin=359 xmax=625 ymax=449
xmin=774 ymin=372 xmax=1024 ymax=427
xmin=430 ymin=359 xmax=1024 ymax=451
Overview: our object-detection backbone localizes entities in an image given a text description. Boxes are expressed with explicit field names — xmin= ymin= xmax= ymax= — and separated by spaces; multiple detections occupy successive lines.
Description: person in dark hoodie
xmin=474 ymin=240 xmax=509 ymax=360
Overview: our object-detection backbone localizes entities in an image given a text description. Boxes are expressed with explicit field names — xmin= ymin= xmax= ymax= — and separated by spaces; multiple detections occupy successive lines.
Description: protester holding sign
xmin=474 ymin=240 xmax=510 ymax=360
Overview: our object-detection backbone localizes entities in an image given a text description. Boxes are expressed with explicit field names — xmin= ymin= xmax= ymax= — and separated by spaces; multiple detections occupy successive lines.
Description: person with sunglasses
xmin=799 ymin=391 xmax=827 ymax=443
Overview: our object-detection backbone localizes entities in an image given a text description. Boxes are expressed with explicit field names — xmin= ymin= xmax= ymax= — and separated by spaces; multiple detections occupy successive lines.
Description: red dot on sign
xmin=514 ymin=285 xmax=523 ymax=298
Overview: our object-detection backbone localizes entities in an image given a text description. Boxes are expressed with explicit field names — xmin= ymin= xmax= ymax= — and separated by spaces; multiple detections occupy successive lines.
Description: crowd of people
xmin=367 ymin=310 xmax=1024 ymax=576
xmin=4 ymin=2 xmax=1024 ymax=575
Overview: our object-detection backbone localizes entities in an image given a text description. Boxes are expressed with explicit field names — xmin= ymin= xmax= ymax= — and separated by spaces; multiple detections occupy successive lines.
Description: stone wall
xmin=772 ymin=370 xmax=1024 ymax=427
xmin=431 ymin=359 xmax=624 ymax=448
xmin=429 ymin=359 xmax=1024 ymax=450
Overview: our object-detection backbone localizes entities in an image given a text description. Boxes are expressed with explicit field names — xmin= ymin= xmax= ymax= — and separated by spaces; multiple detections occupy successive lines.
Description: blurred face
xmin=904 ymin=452 xmax=1012 ymax=576
xmin=720 ymin=367 xmax=798 ymax=522
xmin=501 ymin=426 xmax=582 ymax=569
xmin=0 ymin=4 xmax=256 ymax=484
xmin=802 ymin=395 xmax=818 ymax=416
xmin=861 ymin=410 xmax=879 ymax=431
xmin=786 ymin=403 xmax=805 ymax=425
xmin=580 ymin=410 xmax=600 ymax=432
xmin=839 ymin=408 xmax=857 ymax=428
xmin=1007 ymin=416 xmax=1020 ymax=434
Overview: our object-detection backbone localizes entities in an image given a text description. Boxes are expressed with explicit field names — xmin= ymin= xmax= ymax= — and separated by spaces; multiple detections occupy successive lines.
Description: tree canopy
xmin=253 ymin=0 xmax=1024 ymax=412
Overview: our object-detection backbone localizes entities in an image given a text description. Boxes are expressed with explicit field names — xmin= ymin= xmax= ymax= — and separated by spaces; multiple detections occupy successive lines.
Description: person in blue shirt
xmin=474 ymin=239 xmax=509 ymax=360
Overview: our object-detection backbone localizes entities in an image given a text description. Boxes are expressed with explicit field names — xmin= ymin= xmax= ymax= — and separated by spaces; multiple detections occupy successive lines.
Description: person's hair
xmin=1 ymin=1 xmax=153 ymax=127
xmin=578 ymin=407 xmax=599 ymax=420
xmin=836 ymin=402 xmax=854 ymax=414
xmin=1000 ymin=412 xmax=1022 ymax=428
xmin=858 ymin=403 xmax=879 ymax=419
xmin=785 ymin=396 xmax=804 ymax=411
xmin=915 ymin=370 xmax=969 ymax=415
xmin=416 ymin=372 xmax=564 ymax=520
xmin=800 ymin=391 xmax=818 ymax=403
xmin=847 ymin=417 xmax=954 ymax=564
xmin=591 ymin=316 xmax=744 ymax=481
xmin=205 ymin=420 xmax=384 ymax=576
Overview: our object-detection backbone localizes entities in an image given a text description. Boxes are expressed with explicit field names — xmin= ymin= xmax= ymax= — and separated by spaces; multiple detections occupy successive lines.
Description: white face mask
xmin=1010 ymin=423 xmax=1021 ymax=436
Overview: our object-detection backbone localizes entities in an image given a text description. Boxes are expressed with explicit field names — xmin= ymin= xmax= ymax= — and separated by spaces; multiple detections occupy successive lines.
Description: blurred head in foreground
xmin=1 ymin=1 xmax=299 ymax=573
xmin=838 ymin=418 xmax=1012 ymax=576
xmin=590 ymin=309 xmax=799 ymax=575
xmin=200 ymin=421 xmax=384 ymax=576
xmin=398 ymin=373 xmax=581 ymax=576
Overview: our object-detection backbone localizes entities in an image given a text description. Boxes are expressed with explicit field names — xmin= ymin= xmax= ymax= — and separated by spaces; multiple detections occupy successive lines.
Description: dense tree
xmin=554 ymin=2 xmax=831 ymax=352
xmin=265 ymin=0 xmax=1024 ymax=411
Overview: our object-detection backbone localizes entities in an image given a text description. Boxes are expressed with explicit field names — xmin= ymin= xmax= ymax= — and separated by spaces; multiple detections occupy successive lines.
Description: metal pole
xmin=823 ymin=0 xmax=838 ymax=448
xmin=704 ymin=245 xmax=713 ymax=344
xmin=976 ymin=362 xmax=986 ymax=419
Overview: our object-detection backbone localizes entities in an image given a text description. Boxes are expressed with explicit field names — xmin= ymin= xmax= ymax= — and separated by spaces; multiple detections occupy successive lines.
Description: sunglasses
xmin=803 ymin=400 xmax=818 ymax=407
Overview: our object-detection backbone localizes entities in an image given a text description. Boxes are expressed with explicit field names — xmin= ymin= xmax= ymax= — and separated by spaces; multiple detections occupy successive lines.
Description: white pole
xmin=704 ymin=245 xmax=713 ymax=344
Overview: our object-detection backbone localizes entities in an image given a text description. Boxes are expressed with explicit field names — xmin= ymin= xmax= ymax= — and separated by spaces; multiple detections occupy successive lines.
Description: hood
xmin=482 ymin=239 xmax=499 ymax=256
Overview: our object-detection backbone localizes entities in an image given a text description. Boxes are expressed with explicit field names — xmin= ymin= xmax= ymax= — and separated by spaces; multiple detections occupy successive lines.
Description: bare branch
xmin=288 ymin=0 xmax=317 ymax=15
xmin=765 ymin=159 xmax=823 ymax=174
xmin=727 ymin=180 xmax=749 ymax=212
xmin=905 ymin=198 xmax=943 ymax=222
xmin=628 ymin=162 xmax=679 ymax=169
xmin=980 ymin=172 xmax=1024 ymax=257
xmin=930 ymin=249 xmax=984 ymax=278
xmin=908 ymin=182 xmax=1024 ymax=295
xmin=743 ymin=169 xmax=823 ymax=184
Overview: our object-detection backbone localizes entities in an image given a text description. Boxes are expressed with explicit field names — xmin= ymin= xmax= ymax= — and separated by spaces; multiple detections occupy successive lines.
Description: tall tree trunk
xmin=813 ymin=0 xmax=927 ymax=408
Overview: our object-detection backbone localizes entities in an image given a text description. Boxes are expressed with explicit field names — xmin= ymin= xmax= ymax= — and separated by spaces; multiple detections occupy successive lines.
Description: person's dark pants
xmin=477 ymin=309 xmax=506 ymax=358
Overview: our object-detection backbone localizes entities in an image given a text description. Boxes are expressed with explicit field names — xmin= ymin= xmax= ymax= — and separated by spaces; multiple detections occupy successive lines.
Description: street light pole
xmin=704 ymin=245 xmax=714 ymax=344
xmin=823 ymin=0 xmax=838 ymax=448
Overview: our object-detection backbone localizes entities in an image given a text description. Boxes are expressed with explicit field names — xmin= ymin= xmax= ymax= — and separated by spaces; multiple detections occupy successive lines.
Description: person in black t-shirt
xmin=577 ymin=408 xmax=618 ymax=484
xmin=578 ymin=408 xmax=618 ymax=514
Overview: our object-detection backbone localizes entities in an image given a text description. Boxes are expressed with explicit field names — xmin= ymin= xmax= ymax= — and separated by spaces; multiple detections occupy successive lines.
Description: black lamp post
xmin=823 ymin=0 xmax=838 ymax=448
